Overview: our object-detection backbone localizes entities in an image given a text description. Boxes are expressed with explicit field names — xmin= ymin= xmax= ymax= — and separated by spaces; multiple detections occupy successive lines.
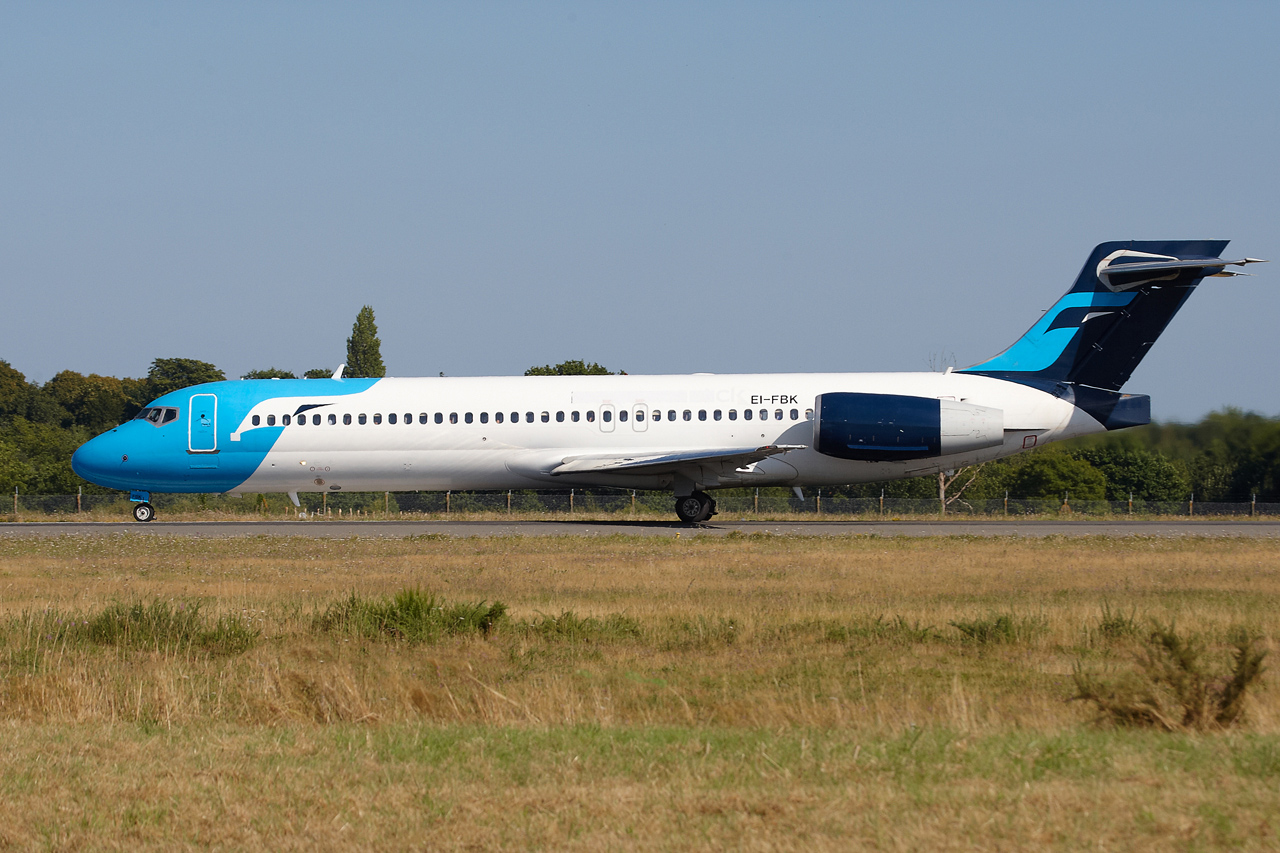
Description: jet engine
xmin=814 ymin=392 xmax=1004 ymax=461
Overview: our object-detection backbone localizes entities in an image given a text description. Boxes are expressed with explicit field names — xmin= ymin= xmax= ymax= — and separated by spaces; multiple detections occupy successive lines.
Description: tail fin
xmin=960 ymin=240 xmax=1262 ymax=392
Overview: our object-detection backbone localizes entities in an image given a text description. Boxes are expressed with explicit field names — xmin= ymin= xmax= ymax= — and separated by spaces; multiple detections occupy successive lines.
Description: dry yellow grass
xmin=0 ymin=533 xmax=1277 ymax=849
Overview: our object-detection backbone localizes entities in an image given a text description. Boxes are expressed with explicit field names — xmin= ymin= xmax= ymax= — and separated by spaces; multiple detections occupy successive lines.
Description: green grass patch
xmin=313 ymin=589 xmax=507 ymax=643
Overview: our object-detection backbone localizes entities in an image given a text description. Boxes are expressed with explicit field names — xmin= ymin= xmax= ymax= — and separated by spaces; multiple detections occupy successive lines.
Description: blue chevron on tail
xmin=960 ymin=240 xmax=1265 ymax=392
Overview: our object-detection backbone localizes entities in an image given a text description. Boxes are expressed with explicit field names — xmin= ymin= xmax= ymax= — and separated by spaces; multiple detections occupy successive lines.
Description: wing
xmin=549 ymin=444 xmax=806 ymax=477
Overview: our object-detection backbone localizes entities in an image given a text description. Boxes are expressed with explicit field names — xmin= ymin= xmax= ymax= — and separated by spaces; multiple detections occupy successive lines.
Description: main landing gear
xmin=674 ymin=491 xmax=717 ymax=523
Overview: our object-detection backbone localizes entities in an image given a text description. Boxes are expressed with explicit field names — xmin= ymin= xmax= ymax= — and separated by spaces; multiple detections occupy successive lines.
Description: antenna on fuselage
xmin=332 ymin=364 xmax=346 ymax=379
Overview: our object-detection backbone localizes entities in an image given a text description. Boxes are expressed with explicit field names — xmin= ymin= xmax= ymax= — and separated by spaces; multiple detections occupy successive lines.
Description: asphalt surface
xmin=2 ymin=519 xmax=1278 ymax=538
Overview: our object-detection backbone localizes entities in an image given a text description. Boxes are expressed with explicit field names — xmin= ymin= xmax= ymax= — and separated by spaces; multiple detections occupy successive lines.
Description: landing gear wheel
xmin=132 ymin=502 xmax=155 ymax=523
xmin=674 ymin=492 xmax=715 ymax=523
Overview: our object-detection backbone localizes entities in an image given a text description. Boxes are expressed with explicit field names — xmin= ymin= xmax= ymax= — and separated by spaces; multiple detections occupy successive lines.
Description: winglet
xmin=332 ymin=364 xmax=346 ymax=380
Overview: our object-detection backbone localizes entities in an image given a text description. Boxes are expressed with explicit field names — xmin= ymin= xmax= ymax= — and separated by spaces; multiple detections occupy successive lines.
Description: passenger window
xmin=496 ymin=412 xmax=504 ymax=423
xmin=358 ymin=414 xmax=367 ymax=425
xmin=389 ymin=413 xmax=398 ymax=424
xmin=729 ymin=409 xmax=737 ymax=421
xmin=267 ymin=414 xmax=276 ymax=426
xmin=252 ymin=415 xmax=261 ymax=426
xmin=344 ymin=414 xmax=352 ymax=425
xmin=419 ymin=413 xmax=427 ymax=424
xmin=541 ymin=412 xmax=549 ymax=423
xmin=668 ymin=410 xmax=677 ymax=421
xmin=698 ymin=410 xmax=707 ymax=421
xmin=373 ymin=414 xmax=382 ymax=424
xmin=309 ymin=414 xmax=318 ymax=425
xmin=556 ymin=411 xmax=564 ymax=422
xmin=480 ymin=412 xmax=489 ymax=424
xmin=744 ymin=409 xmax=753 ymax=420
xmin=450 ymin=413 xmax=458 ymax=424
xmin=790 ymin=408 xmax=799 ymax=420
xmin=586 ymin=410 xmax=595 ymax=423
xmin=571 ymin=411 xmax=579 ymax=422
xmin=713 ymin=410 xmax=722 ymax=421
xmin=805 ymin=408 xmax=814 ymax=419
xmin=328 ymin=414 xmax=336 ymax=425
xmin=651 ymin=410 xmax=660 ymax=421
xmin=759 ymin=409 xmax=768 ymax=420
xmin=404 ymin=413 xmax=411 ymax=424
xmin=603 ymin=410 xmax=612 ymax=423
xmin=435 ymin=413 xmax=443 ymax=424
xmin=283 ymin=414 xmax=292 ymax=426
xmin=775 ymin=409 xmax=783 ymax=420
xmin=511 ymin=412 xmax=519 ymax=423
xmin=683 ymin=410 xmax=691 ymax=421
xmin=526 ymin=412 xmax=534 ymax=423
xmin=619 ymin=410 xmax=628 ymax=422
xmin=636 ymin=409 xmax=645 ymax=421
xmin=465 ymin=413 xmax=474 ymax=424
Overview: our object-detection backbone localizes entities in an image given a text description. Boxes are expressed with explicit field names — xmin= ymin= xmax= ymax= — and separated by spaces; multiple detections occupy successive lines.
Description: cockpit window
xmin=134 ymin=407 xmax=179 ymax=427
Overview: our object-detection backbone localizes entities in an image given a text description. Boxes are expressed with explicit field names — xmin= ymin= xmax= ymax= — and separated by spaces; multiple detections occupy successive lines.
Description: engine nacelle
xmin=814 ymin=392 xmax=1004 ymax=462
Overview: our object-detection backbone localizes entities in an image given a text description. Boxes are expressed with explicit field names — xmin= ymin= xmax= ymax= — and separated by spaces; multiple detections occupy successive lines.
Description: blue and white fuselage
xmin=71 ymin=240 xmax=1262 ymax=522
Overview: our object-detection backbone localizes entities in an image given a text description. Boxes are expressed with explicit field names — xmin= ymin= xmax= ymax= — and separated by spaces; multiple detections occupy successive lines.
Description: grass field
xmin=0 ymin=533 xmax=1277 ymax=849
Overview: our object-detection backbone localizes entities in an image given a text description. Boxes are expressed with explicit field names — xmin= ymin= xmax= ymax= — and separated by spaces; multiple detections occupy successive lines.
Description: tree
xmin=303 ymin=368 xmax=333 ymax=379
xmin=525 ymin=359 xmax=614 ymax=376
xmin=242 ymin=368 xmax=296 ymax=380
xmin=345 ymin=306 xmax=386 ymax=378
xmin=145 ymin=358 xmax=226 ymax=400
xmin=1002 ymin=452 xmax=1106 ymax=501
xmin=0 ymin=360 xmax=30 ymax=419
xmin=1077 ymin=446 xmax=1191 ymax=502
xmin=42 ymin=371 xmax=129 ymax=433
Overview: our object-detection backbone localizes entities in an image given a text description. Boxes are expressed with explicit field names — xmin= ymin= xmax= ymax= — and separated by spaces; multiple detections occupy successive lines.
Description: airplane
xmin=72 ymin=240 xmax=1263 ymax=523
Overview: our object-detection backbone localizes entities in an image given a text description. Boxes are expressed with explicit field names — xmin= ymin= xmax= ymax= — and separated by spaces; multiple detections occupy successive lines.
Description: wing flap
xmin=550 ymin=444 xmax=806 ymax=477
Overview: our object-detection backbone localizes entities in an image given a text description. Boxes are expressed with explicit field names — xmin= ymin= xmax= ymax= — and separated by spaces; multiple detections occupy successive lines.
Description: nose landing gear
xmin=129 ymin=490 xmax=155 ymax=522
xmin=674 ymin=491 xmax=716 ymax=523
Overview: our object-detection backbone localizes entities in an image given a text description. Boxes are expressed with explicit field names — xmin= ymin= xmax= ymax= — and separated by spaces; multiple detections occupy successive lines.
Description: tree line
xmin=1 ymin=339 xmax=1276 ymax=501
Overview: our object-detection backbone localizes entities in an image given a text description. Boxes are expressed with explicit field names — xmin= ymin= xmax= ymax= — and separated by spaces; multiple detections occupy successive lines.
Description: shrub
xmin=314 ymin=589 xmax=506 ymax=643
xmin=950 ymin=612 xmax=1045 ymax=644
xmin=1071 ymin=622 xmax=1268 ymax=731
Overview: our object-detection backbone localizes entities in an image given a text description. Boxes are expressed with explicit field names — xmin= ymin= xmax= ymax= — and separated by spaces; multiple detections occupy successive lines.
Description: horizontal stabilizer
xmin=550 ymin=444 xmax=805 ymax=477
xmin=1097 ymin=254 xmax=1266 ymax=291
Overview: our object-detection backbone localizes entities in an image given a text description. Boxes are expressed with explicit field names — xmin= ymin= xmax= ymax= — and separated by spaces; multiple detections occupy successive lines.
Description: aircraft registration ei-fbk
xmin=72 ymin=240 xmax=1264 ymax=523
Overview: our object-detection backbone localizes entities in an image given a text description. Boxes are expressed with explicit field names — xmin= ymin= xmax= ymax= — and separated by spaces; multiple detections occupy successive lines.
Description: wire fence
xmin=5 ymin=489 xmax=1279 ymax=520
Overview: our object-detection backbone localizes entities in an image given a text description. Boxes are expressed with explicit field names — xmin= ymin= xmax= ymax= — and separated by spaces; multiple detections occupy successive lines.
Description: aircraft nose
xmin=71 ymin=431 xmax=128 ymax=487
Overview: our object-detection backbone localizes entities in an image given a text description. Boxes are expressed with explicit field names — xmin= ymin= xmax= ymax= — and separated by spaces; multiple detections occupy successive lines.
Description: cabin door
xmin=188 ymin=394 xmax=218 ymax=452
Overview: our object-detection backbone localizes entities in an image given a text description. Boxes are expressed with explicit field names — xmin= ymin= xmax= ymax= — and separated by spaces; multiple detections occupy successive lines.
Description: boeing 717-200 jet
xmin=72 ymin=240 xmax=1264 ymax=523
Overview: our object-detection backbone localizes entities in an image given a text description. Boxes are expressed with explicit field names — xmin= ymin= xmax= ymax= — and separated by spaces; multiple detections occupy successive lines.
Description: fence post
xmin=77 ymin=487 xmax=82 ymax=514
xmin=1003 ymin=490 xmax=1008 ymax=517
xmin=631 ymin=490 xmax=636 ymax=516
xmin=754 ymin=488 xmax=759 ymax=514
xmin=569 ymin=489 xmax=574 ymax=514
xmin=12 ymin=487 xmax=16 ymax=516
xmin=1128 ymin=491 xmax=1133 ymax=515
xmin=817 ymin=488 xmax=821 ymax=515
xmin=1252 ymin=493 xmax=1256 ymax=518
xmin=880 ymin=488 xmax=885 ymax=517
xmin=384 ymin=491 xmax=389 ymax=516
xmin=446 ymin=491 xmax=450 ymax=514
xmin=507 ymin=490 xmax=512 ymax=513
xmin=1189 ymin=492 xmax=1194 ymax=517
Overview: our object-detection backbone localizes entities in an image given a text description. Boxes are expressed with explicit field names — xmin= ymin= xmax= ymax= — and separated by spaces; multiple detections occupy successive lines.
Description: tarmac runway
xmin=2 ymin=519 xmax=1278 ymax=538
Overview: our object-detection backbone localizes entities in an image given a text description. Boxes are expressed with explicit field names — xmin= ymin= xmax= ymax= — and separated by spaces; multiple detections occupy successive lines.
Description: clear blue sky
xmin=2 ymin=2 xmax=1276 ymax=421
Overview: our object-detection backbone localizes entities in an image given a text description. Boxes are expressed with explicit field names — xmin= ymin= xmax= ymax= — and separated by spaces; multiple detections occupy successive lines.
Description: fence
xmin=5 ymin=489 xmax=1280 ymax=520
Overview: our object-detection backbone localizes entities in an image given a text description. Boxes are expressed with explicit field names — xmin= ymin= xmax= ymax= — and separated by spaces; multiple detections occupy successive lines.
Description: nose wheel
xmin=132 ymin=502 xmax=155 ymax=523
xmin=674 ymin=491 xmax=716 ymax=523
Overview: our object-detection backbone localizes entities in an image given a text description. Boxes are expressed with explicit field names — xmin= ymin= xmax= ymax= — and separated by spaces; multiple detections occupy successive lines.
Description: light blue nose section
xmin=71 ymin=430 xmax=133 ymax=490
